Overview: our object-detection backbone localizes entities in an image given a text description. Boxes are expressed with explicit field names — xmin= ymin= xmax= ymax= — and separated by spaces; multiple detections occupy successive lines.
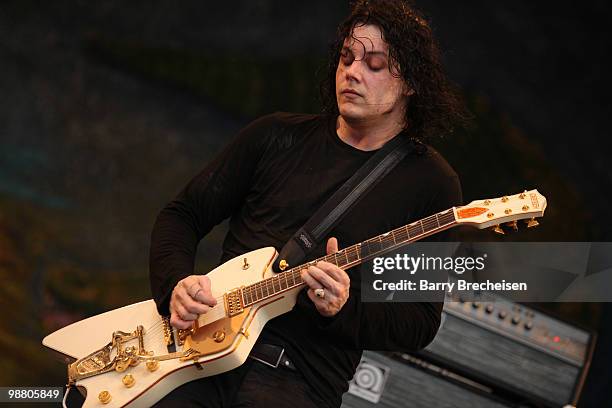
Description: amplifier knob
xmin=511 ymin=315 xmax=521 ymax=325
xmin=524 ymin=321 xmax=533 ymax=330
xmin=485 ymin=304 xmax=494 ymax=314
xmin=498 ymin=310 xmax=507 ymax=319
xmin=472 ymin=302 xmax=481 ymax=309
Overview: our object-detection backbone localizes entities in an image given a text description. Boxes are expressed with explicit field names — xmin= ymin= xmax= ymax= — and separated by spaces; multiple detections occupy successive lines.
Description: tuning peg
xmin=505 ymin=220 xmax=518 ymax=231
xmin=525 ymin=218 xmax=539 ymax=228
xmin=492 ymin=225 xmax=505 ymax=235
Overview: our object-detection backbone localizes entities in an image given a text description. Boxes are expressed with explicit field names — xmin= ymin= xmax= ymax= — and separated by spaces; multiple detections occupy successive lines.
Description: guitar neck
xmin=241 ymin=208 xmax=458 ymax=306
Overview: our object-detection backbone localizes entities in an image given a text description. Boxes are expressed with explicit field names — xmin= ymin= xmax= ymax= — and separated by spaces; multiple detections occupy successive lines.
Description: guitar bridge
xmin=224 ymin=288 xmax=244 ymax=317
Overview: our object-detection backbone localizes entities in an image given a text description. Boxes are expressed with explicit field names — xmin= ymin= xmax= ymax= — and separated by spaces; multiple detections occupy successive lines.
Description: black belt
xmin=249 ymin=343 xmax=296 ymax=371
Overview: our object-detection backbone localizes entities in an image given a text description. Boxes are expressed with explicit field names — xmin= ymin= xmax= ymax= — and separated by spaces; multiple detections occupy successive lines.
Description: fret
xmin=346 ymin=247 xmax=359 ymax=263
xmin=372 ymin=237 xmax=383 ymax=253
xmin=287 ymin=271 xmax=294 ymax=287
xmin=264 ymin=280 xmax=272 ymax=297
xmin=292 ymin=269 xmax=299 ymax=285
xmin=342 ymin=250 xmax=349 ymax=266
xmin=250 ymin=287 xmax=256 ymax=303
xmin=244 ymin=289 xmax=251 ymax=305
xmin=381 ymin=232 xmax=394 ymax=248
xmin=440 ymin=209 xmax=455 ymax=225
xmin=332 ymin=253 xmax=339 ymax=266
xmin=395 ymin=226 xmax=408 ymax=242
xmin=268 ymin=278 xmax=275 ymax=294
xmin=257 ymin=281 xmax=264 ymax=300
xmin=423 ymin=215 xmax=438 ymax=230
xmin=408 ymin=223 xmax=420 ymax=238
xmin=295 ymin=270 xmax=302 ymax=286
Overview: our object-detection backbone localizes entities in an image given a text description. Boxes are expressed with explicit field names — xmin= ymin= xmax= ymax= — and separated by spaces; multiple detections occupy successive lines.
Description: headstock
xmin=454 ymin=189 xmax=547 ymax=234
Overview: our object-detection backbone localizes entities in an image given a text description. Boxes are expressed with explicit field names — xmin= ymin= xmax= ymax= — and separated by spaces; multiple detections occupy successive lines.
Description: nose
xmin=344 ymin=59 xmax=364 ymax=82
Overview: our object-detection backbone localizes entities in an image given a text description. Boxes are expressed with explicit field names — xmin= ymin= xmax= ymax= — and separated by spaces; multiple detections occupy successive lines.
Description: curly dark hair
xmin=321 ymin=0 xmax=471 ymax=141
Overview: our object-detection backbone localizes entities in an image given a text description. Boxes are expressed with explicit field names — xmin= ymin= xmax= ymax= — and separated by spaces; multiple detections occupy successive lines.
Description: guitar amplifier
xmin=342 ymin=294 xmax=595 ymax=408
xmin=342 ymin=351 xmax=515 ymax=408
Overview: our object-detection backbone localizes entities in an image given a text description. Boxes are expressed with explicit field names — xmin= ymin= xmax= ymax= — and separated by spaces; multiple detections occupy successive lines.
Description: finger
xmin=301 ymin=268 xmax=324 ymax=290
xmin=307 ymin=288 xmax=334 ymax=306
xmin=181 ymin=277 xmax=201 ymax=294
xmin=307 ymin=289 xmax=334 ymax=317
xmin=169 ymin=312 xmax=193 ymax=330
xmin=172 ymin=301 xmax=198 ymax=322
xmin=307 ymin=288 xmax=323 ymax=304
xmin=182 ymin=293 xmax=212 ymax=315
xmin=306 ymin=266 xmax=343 ymax=297
xmin=316 ymin=261 xmax=350 ymax=286
xmin=191 ymin=289 xmax=216 ymax=309
xmin=174 ymin=286 xmax=211 ymax=314
xmin=196 ymin=275 xmax=217 ymax=306
xmin=326 ymin=237 xmax=339 ymax=255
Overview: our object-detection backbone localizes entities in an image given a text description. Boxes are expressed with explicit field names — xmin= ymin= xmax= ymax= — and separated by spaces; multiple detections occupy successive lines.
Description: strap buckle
xmin=249 ymin=345 xmax=285 ymax=368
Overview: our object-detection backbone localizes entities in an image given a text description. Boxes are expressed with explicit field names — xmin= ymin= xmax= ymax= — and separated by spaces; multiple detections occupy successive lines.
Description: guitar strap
xmin=272 ymin=133 xmax=415 ymax=273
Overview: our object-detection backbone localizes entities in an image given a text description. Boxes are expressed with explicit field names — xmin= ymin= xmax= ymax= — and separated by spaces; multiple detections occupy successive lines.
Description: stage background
xmin=1 ymin=1 xmax=610 ymax=405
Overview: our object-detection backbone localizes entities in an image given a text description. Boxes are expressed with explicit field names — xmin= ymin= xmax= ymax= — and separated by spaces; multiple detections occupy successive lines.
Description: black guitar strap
xmin=272 ymin=133 xmax=415 ymax=272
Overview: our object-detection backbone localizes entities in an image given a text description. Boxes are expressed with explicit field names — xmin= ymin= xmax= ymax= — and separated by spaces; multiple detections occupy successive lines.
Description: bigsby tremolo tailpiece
xmin=67 ymin=325 xmax=152 ymax=384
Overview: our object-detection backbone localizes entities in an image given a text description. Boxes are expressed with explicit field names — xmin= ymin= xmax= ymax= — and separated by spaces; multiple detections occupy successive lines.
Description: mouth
xmin=340 ymin=89 xmax=362 ymax=97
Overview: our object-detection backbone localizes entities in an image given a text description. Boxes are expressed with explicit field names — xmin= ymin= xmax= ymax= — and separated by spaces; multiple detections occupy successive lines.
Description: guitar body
xmin=43 ymin=247 xmax=301 ymax=408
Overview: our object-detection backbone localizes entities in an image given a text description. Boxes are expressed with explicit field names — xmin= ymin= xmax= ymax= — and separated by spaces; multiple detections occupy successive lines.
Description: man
xmin=150 ymin=1 xmax=468 ymax=407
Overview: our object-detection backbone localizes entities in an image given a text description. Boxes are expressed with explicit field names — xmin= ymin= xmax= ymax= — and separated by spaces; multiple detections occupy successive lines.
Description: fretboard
xmin=241 ymin=208 xmax=457 ymax=306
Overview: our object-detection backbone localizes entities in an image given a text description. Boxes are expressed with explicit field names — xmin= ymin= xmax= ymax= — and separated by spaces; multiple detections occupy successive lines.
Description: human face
xmin=335 ymin=24 xmax=408 ymax=125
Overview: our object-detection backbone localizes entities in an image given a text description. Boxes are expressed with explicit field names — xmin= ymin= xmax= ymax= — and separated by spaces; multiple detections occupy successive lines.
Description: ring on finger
xmin=192 ymin=288 xmax=203 ymax=299
xmin=314 ymin=288 xmax=325 ymax=299
xmin=188 ymin=284 xmax=202 ymax=298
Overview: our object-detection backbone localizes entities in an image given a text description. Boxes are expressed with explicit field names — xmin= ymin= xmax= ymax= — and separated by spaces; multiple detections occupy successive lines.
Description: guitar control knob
xmin=524 ymin=321 xmax=533 ymax=330
xmin=122 ymin=374 xmax=135 ymax=388
xmin=213 ymin=330 xmax=226 ymax=343
xmin=511 ymin=315 xmax=521 ymax=325
xmin=498 ymin=310 xmax=507 ymax=320
xmin=146 ymin=359 xmax=159 ymax=372
xmin=485 ymin=304 xmax=494 ymax=314
xmin=98 ymin=391 xmax=112 ymax=404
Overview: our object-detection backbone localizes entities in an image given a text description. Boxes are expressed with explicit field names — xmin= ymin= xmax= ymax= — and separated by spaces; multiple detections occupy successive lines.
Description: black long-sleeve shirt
xmin=149 ymin=112 xmax=462 ymax=407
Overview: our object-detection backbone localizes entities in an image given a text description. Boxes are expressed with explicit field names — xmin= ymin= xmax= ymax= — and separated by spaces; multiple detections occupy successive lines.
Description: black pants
xmin=153 ymin=359 xmax=327 ymax=408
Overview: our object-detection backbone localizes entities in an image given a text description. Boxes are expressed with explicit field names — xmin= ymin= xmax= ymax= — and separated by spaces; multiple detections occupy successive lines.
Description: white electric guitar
xmin=43 ymin=190 xmax=546 ymax=407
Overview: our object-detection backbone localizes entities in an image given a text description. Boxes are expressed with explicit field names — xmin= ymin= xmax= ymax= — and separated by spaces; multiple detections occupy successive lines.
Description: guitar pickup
xmin=224 ymin=288 xmax=244 ymax=317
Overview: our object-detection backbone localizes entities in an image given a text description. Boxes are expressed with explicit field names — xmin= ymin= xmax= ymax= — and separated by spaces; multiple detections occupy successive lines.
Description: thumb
xmin=326 ymin=237 xmax=339 ymax=255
